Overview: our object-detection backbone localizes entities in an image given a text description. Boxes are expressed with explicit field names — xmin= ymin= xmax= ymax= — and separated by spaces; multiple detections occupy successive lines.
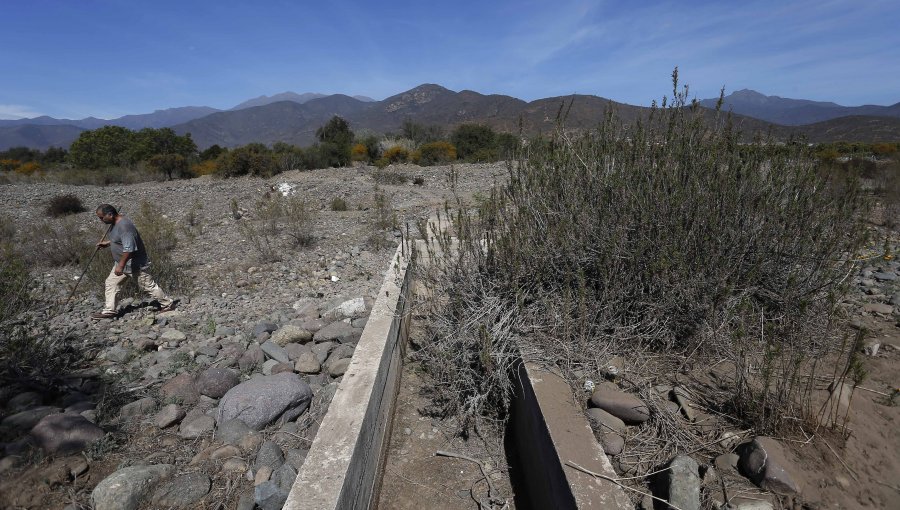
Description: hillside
xmin=700 ymin=89 xmax=900 ymax=126
xmin=0 ymin=124 xmax=84 ymax=151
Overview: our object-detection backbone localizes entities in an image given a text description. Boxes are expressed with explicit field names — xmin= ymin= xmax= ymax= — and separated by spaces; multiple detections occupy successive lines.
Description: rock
xmin=155 ymin=404 xmax=186 ymax=428
xmin=105 ymin=345 xmax=131 ymax=363
xmin=283 ymin=342 xmax=311 ymax=360
xmin=255 ymin=441 xmax=284 ymax=471
xmin=586 ymin=407 xmax=626 ymax=434
xmin=239 ymin=432 xmax=263 ymax=453
xmin=737 ymin=437 xmax=801 ymax=495
xmin=311 ymin=341 xmax=335 ymax=363
xmin=271 ymin=362 xmax=294 ymax=375
xmin=236 ymin=491 xmax=256 ymax=510
xmin=1 ymin=406 xmax=61 ymax=430
xmin=91 ymin=464 xmax=174 ymax=510
xmin=270 ymin=325 xmax=313 ymax=346
xmin=239 ymin=344 xmax=264 ymax=372
xmin=873 ymin=271 xmax=898 ymax=281
xmin=161 ymin=373 xmax=200 ymax=405
xmin=326 ymin=343 xmax=356 ymax=363
xmin=209 ymin=445 xmax=241 ymax=460
xmin=0 ymin=456 xmax=22 ymax=474
xmin=261 ymin=341 xmax=290 ymax=363
xmin=195 ymin=367 xmax=240 ymax=398
xmin=671 ymin=386 xmax=696 ymax=421
xmin=323 ymin=297 xmax=367 ymax=321
xmin=7 ymin=391 xmax=43 ymax=411
xmin=254 ymin=480 xmax=288 ymax=510
xmin=216 ymin=372 xmax=313 ymax=430
xmin=719 ymin=431 xmax=741 ymax=450
xmin=255 ymin=465 xmax=273 ymax=486
xmin=599 ymin=431 xmax=624 ymax=455
xmin=327 ymin=358 xmax=352 ymax=377
xmin=252 ymin=321 xmax=278 ymax=337
xmin=150 ymin=471 xmax=211 ymax=507
xmin=863 ymin=302 xmax=894 ymax=315
xmin=120 ymin=397 xmax=156 ymax=418
xmin=160 ymin=329 xmax=187 ymax=342
xmin=666 ymin=455 xmax=700 ymax=510
xmin=221 ymin=458 xmax=248 ymax=473
xmin=216 ymin=418 xmax=253 ymax=444
xmin=273 ymin=462 xmax=298 ymax=491
xmin=862 ymin=340 xmax=880 ymax=356
xmin=313 ymin=321 xmax=359 ymax=343
xmin=714 ymin=453 xmax=739 ymax=474
xmin=301 ymin=318 xmax=328 ymax=332
xmin=285 ymin=448 xmax=308 ymax=470
xmin=215 ymin=325 xmax=235 ymax=337
xmin=262 ymin=359 xmax=280 ymax=375
xmin=294 ymin=352 xmax=321 ymax=374
xmin=589 ymin=383 xmax=650 ymax=424
xmin=179 ymin=415 xmax=216 ymax=438
xmin=30 ymin=413 xmax=105 ymax=455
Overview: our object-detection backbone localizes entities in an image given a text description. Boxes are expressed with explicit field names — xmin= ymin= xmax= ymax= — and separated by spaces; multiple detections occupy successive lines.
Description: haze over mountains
xmin=2 ymin=86 xmax=899 ymax=151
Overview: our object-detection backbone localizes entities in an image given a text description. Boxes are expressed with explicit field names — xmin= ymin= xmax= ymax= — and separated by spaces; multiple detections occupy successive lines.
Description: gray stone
xmin=216 ymin=418 xmax=252 ymax=444
xmin=273 ymin=462 xmax=298 ymax=491
xmin=155 ymin=404 xmax=186 ymax=429
xmin=327 ymin=358 xmax=352 ymax=377
xmin=106 ymin=345 xmax=131 ymax=363
xmin=255 ymin=440 xmax=284 ymax=471
xmin=873 ymin=271 xmax=898 ymax=281
xmin=285 ymin=448 xmax=308 ymax=470
xmin=30 ymin=413 xmax=105 ymax=455
xmin=890 ymin=293 xmax=900 ymax=306
xmin=737 ymin=437 xmax=801 ymax=495
xmin=325 ymin=343 xmax=355 ymax=364
xmin=300 ymin=318 xmax=328 ymax=332
xmin=351 ymin=317 xmax=368 ymax=329
xmin=120 ymin=397 xmax=156 ymax=418
xmin=590 ymin=383 xmax=650 ymax=424
xmin=271 ymin=325 xmax=313 ymax=346
xmin=150 ymin=471 xmax=211 ymax=507
xmin=271 ymin=362 xmax=294 ymax=375
xmin=284 ymin=342 xmax=312 ymax=360
xmin=236 ymin=491 xmax=256 ymax=510
xmin=261 ymin=359 xmax=279 ymax=375
xmin=160 ymin=329 xmax=187 ymax=342
xmin=261 ymin=341 xmax=290 ymax=363
xmin=7 ymin=391 xmax=42 ymax=411
xmin=667 ymin=455 xmax=700 ymax=510
xmin=313 ymin=321 xmax=360 ymax=343
xmin=195 ymin=367 xmax=240 ymax=398
xmin=252 ymin=321 xmax=278 ymax=337
xmin=294 ymin=352 xmax=321 ymax=374
xmin=714 ymin=453 xmax=739 ymax=474
xmin=214 ymin=325 xmax=235 ymax=337
xmin=312 ymin=341 xmax=335 ymax=363
xmin=863 ymin=302 xmax=894 ymax=314
xmin=1 ymin=406 xmax=61 ymax=430
xmin=322 ymin=297 xmax=367 ymax=321
xmin=254 ymin=480 xmax=288 ymax=510
xmin=161 ymin=373 xmax=200 ymax=405
xmin=92 ymin=464 xmax=174 ymax=510
xmin=672 ymin=386 xmax=696 ymax=421
xmin=239 ymin=344 xmax=264 ymax=372
xmin=599 ymin=431 xmax=624 ymax=455
xmin=586 ymin=407 xmax=626 ymax=434
xmin=179 ymin=415 xmax=215 ymax=439
xmin=216 ymin=372 xmax=313 ymax=430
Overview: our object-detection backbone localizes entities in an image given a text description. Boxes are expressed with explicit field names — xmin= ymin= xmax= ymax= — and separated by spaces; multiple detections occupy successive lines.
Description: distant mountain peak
xmin=231 ymin=92 xmax=327 ymax=110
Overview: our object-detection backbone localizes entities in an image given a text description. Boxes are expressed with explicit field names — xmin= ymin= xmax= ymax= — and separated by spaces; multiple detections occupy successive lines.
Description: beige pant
xmin=103 ymin=266 xmax=173 ymax=313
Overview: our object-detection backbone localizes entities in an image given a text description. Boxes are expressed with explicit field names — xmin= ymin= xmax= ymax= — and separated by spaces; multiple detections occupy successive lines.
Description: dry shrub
xmin=418 ymin=74 xmax=867 ymax=434
xmin=238 ymin=194 xmax=316 ymax=262
xmin=330 ymin=197 xmax=348 ymax=211
xmin=45 ymin=193 xmax=86 ymax=217
xmin=372 ymin=170 xmax=409 ymax=185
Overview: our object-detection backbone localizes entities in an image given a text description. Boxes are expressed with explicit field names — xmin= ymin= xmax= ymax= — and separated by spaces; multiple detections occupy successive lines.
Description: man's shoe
xmin=158 ymin=300 xmax=178 ymax=313
xmin=90 ymin=311 xmax=117 ymax=320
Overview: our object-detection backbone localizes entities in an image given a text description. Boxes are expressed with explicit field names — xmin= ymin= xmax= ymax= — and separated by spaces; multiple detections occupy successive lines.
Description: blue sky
xmin=1 ymin=0 xmax=898 ymax=119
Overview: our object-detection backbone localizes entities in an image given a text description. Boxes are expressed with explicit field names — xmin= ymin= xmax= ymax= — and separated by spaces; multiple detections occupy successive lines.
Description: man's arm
xmin=115 ymin=251 xmax=132 ymax=275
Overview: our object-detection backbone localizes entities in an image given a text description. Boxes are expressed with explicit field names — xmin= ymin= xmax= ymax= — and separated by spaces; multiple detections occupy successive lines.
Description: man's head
xmin=95 ymin=204 xmax=118 ymax=224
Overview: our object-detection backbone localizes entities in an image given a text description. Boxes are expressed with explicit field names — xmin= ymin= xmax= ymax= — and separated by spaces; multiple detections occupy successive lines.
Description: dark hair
xmin=96 ymin=204 xmax=118 ymax=216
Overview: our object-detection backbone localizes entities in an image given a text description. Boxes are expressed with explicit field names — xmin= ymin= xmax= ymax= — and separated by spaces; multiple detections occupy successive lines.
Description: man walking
xmin=91 ymin=204 xmax=176 ymax=319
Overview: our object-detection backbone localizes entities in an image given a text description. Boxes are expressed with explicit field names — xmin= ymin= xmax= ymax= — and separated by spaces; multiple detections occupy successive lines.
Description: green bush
xmin=315 ymin=116 xmax=353 ymax=167
xmin=331 ymin=197 xmax=348 ymax=211
xmin=217 ymin=143 xmax=277 ymax=177
xmin=451 ymin=124 xmax=497 ymax=161
xmin=418 ymin=141 xmax=457 ymax=165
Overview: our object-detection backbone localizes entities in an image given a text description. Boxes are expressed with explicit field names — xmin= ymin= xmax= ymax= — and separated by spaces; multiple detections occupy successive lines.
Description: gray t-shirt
xmin=108 ymin=217 xmax=150 ymax=273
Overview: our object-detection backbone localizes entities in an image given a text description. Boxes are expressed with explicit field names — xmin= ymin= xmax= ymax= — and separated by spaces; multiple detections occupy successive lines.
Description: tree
xmin=68 ymin=126 xmax=135 ymax=168
xmin=315 ymin=116 xmax=353 ymax=167
xmin=130 ymin=128 xmax=196 ymax=162
xmin=199 ymin=144 xmax=225 ymax=161
xmin=216 ymin=143 xmax=276 ymax=177
xmin=451 ymin=124 xmax=497 ymax=161
xmin=148 ymin=154 xmax=189 ymax=180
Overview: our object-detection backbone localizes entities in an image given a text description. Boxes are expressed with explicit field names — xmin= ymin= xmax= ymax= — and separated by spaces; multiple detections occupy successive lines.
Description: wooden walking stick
xmin=63 ymin=224 xmax=113 ymax=309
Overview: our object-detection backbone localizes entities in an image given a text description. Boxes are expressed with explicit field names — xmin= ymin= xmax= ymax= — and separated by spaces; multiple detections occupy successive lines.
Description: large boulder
xmin=150 ymin=471 xmax=211 ymax=507
xmin=92 ymin=464 xmax=174 ymax=510
xmin=30 ymin=412 xmax=105 ymax=455
xmin=590 ymin=383 xmax=650 ymax=424
xmin=322 ymin=297 xmax=368 ymax=321
xmin=737 ymin=437 xmax=801 ymax=495
xmin=313 ymin=321 xmax=360 ymax=344
xmin=161 ymin=373 xmax=200 ymax=405
xmin=195 ymin=367 xmax=240 ymax=398
xmin=216 ymin=373 xmax=312 ymax=430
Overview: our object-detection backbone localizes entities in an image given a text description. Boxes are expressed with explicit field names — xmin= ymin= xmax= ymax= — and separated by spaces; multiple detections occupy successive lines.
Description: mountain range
xmin=1 ymin=86 xmax=898 ymax=151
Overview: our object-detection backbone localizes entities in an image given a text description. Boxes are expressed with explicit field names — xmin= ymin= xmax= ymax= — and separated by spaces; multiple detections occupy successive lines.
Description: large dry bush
xmin=417 ymin=74 xmax=867 ymax=434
